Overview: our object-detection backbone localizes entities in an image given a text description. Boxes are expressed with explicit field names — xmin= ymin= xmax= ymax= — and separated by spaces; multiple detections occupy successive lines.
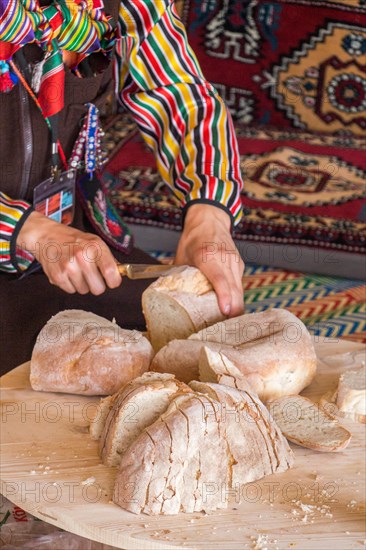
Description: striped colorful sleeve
xmin=114 ymin=0 xmax=244 ymax=226
xmin=0 ymin=193 xmax=35 ymax=273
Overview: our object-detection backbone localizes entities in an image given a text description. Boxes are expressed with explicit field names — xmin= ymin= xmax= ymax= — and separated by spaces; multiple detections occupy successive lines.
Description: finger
xmin=229 ymin=262 xmax=245 ymax=317
xmin=96 ymin=246 xmax=122 ymax=289
xmin=48 ymin=271 xmax=77 ymax=294
xmin=72 ymin=245 xmax=107 ymax=295
xmin=200 ymin=263 xmax=233 ymax=316
xmin=67 ymin=264 xmax=90 ymax=295
xmin=82 ymin=262 xmax=107 ymax=296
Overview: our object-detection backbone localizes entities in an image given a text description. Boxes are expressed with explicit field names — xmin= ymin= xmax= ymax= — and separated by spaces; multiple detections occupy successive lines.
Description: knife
xmin=19 ymin=261 xmax=183 ymax=280
xmin=117 ymin=263 xmax=185 ymax=279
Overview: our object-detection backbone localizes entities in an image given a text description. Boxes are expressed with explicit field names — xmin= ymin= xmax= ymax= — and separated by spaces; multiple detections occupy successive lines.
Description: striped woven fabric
xmin=150 ymin=251 xmax=366 ymax=343
xmin=114 ymin=0 xmax=243 ymax=224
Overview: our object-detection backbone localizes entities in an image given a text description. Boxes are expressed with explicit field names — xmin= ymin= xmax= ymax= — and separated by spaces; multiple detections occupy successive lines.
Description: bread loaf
xmin=99 ymin=372 xmax=192 ymax=467
xmin=151 ymin=309 xmax=317 ymax=401
xmin=30 ymin=310 xmax=154 ymax=395
xmin=267 ymin=395 xmax=352 ymax=452
xmin=336 ymin=365 xmax=366 ymax=421
xmin=142 ymin=266 xmax=226 ymax=352
xmin=113 ymin=382 xmax=293 ymax=515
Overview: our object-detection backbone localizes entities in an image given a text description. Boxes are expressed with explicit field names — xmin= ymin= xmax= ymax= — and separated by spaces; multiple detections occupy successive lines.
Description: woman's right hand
xmin=17 ymin=211 xmax=122 ymax=295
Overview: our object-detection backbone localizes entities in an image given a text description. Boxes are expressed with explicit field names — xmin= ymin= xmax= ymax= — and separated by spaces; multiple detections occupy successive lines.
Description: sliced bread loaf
xmin=151 ymin=309 xmax=317 ymax=401
xmin=89 ymin=395 xmax=116 ymax=440
xmin=113 ymin=382 xmax=294 ymax=515
xmin=113 ymin=392 xmax=229 ymax=514
xmin=100 ymin=372 xmax=192 ymax=467
xmin=267 ymin=395 xmax=352 ymax=452
xmin=142 ymin=266 xmax=226 ymax=352
xmin=190 ymin=381 xmax=294 ymax=481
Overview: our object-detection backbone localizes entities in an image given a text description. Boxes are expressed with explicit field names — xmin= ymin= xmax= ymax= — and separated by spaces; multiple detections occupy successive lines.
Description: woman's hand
xmin=17 ymin=211 xmax=122 ymax=295
xmin=175 ymin=204 xmax=245 ymax=317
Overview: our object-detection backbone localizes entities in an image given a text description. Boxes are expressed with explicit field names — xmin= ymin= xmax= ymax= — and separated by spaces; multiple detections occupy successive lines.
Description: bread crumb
xmin=81 ymin=476 xmax=96 ymax=485
xmin=30 ymin=470 xmax=36 ymax=475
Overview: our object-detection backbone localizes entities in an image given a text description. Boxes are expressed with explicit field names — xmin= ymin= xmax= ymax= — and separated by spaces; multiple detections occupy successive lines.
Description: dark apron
xmin=0 ymin=0 xmax=160 ymax=374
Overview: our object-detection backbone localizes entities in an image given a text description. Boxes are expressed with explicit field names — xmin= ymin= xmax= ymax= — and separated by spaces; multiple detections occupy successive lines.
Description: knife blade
xmin=117 ymin=263 xmax=185 ymax=280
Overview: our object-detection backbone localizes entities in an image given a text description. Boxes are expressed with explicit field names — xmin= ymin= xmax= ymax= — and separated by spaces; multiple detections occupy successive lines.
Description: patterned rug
xmin=150 ymin=251 xmax=366 ymax=343
xmin=181 ymin=0 xmax=366 ymax=135
xmin=103 ymin=114 xmax=366 ymax=256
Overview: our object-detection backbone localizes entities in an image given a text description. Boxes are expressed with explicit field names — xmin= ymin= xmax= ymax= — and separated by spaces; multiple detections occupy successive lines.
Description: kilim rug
xmin=103 ymin=114 xmax=366 ymax=257
xmin=181 ymin=0 xmax=366 ymax=135
xmin=150 ymin=251 xmax=366 ymax=343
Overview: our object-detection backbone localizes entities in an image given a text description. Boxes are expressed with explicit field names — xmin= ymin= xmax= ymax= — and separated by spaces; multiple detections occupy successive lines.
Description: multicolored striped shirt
xmin=0 ymin=0 xmax=244 ymax=274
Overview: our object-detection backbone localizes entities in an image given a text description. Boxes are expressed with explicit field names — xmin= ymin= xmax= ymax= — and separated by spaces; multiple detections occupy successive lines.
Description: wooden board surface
xmin=1 ymin=338 xmax=365 ymax=550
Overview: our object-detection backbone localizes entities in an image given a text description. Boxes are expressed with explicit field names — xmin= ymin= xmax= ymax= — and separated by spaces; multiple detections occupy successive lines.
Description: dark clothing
xmin=0 ymin=201 xmax=159 ymax=375
xmin=0 ymin=0 xmax=160 ymax=375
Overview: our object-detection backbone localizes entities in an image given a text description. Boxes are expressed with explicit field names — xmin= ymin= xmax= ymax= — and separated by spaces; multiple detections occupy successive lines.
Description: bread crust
xmin=30 ymin=310 xmax=154 ymax=395
xmin=336 ymin=366 xmax=366 ymax=419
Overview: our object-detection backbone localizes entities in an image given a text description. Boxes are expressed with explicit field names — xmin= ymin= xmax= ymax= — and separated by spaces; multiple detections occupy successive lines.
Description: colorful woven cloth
xmin=0 ymin=0 xmax=116 ymax=116
xmin=150 ymin=251 xmax=366 ymax=343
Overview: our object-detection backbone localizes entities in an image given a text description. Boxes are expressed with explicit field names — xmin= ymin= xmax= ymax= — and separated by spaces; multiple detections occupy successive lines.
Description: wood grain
xmin=0 ymin=338 xmax=365 ymax=550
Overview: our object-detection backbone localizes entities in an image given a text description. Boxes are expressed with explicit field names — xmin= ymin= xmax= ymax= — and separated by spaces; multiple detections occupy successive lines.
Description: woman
xmin=0 ymin=0 xmax=245 ymax=372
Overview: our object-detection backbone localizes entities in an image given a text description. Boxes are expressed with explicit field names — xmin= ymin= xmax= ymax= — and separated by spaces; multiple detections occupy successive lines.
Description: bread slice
xmin=100 ymin=372 xmax=192 ymax=467
xmin=151 ymin=309 xmax=317 ymax=401
xmin=198 ymin=346 xmax=255 ymax=393
xmin=142 ymin=266 xmax=226 ymax=352
xmin=337 ymin=365 xmax=366 ymax=421
xmin=30 ymin=310 xmax=154 ymax=395
xmin=89 ymin=395 xmax=116 ymax=440
xmin=267 ymin=395 xmax=352 ymax=452
xmin=113 ymin=392 xmax=229 ymax=515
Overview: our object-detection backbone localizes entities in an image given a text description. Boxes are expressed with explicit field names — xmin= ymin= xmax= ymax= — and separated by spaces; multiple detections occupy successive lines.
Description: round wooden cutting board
xmin=0 ymin=338 xmax=365 ymax=550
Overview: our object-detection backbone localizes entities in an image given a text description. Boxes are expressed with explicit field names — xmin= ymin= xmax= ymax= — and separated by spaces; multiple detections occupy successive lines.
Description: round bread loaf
xmin=151 ymin=309 xmax=317 ymax=401
xmin=30 ymin=310 xmax=154 ymax=395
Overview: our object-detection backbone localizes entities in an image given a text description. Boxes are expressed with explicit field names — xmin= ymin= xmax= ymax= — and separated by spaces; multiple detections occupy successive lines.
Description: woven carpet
xmin=102 ymin=0 xmax=366 ymax=272
xmin=150 ymin=251 xmax=366 ymax=343
xmin=181 ymin=0 xmax=366 ymax=135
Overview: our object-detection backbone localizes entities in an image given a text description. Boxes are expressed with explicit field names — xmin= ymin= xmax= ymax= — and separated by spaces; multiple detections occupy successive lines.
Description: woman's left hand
xmin=175 ymin=203 xmax=245 ymax=317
